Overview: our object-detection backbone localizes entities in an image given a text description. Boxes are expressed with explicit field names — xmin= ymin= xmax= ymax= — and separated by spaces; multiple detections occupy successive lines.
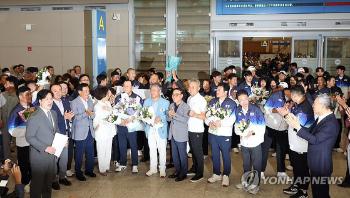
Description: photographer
xmin=0 ymin=159 xmax=24 ymax=198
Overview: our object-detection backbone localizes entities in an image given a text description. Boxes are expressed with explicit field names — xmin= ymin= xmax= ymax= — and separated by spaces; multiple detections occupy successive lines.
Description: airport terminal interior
xmin=1 ymin=0 xmax=350 ymax=198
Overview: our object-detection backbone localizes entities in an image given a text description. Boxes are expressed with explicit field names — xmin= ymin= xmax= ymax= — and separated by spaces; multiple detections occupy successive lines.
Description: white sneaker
xmin=277 ymin=172 xmax=292 ymax=181
xmin=248 ymin=185 xmax=260 ymax=195
xmin=233 ymin=148 xmax=239 ymax=153
xmin=24 ymin=184 xmax=30 ymax=193
xmin=132 ymin=166 xmax=138 ymax=174
xmin=146 ymin=170 xmax=157 ymax=177
xmin=271 ymin=152 xmax=276 ymax=157
xmin=207 ymin=174 xmax=222 ymax=183
xmin=260 ymin=172 xmax=265 ymax=179
xmin=236 ymin=181 xmax=248 ymax=189
xmin=160 ymin=170 xmax=166 ymax=178
xmin=138 ymin=150 xmax=143 ymax=156
xmin=114 ymin=161 xmax=120 ymax=169
xmin=334 ymin=148 xmax=344 ymax=153
xmin=66 ymin=170 xmax=75 ymax=177
xmin=286 ymin=165 xmax=293 ymax=171
xmin=222 ymin=175 xmax=230 ymax=187
xmin=115 ymin=165 xmax=127 ymax=172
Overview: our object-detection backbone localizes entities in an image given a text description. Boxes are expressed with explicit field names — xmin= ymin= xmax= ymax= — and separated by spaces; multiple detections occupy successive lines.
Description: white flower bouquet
xmin=36 ymin=67 xmax=51 ymax=86
xmin=114 ymin=93 xmax=143 ymax=131
xmin=250 ymin=86 xmax=269 ymax=105
xmin=236 ymin=119 xmax=251 ymax=137
xmin=206 ymin=102 xmax=232 ymax=133
xmin=138 ymin=106 xmax=163 ymax=129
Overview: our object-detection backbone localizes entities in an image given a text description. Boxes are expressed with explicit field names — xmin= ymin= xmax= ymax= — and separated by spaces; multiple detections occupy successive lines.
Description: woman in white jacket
xmin=93 ymin=87 xmax=116 ymax=176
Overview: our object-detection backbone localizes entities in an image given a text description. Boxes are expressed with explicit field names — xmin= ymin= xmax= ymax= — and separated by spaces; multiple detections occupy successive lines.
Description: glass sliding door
xmin=215 ymin=38 xmax=242 ymax=74
xmin=292 ymin=37 xmax=321 ymax=73
xmin=324 ymin=37 xmax=350 ymax=75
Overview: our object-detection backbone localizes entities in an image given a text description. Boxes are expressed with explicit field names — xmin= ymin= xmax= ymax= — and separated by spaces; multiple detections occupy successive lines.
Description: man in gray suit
xmin=26 ymin=89 xmax=60 ymax=198
xmin=70 ymin=83 xmax=96 ymax=181
xmin=168 ymin=88 xmax=190 ymax=182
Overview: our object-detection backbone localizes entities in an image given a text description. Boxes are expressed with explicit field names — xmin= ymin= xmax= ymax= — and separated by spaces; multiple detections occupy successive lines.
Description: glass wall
xmin=177 ymin=0 xmax=210 ymax=80
xmin=324 ymin=37 xmax=350 ymax=75
xmin=134 ymin=0 xmax=166 ymax=72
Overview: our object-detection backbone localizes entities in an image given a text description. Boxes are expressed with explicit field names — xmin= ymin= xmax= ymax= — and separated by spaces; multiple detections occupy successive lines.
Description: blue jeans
xmin=117 ymin=126 xmax=138 ymax=166
xmin=75 ymin=130 xmax=95 ymax=175
xmin=209 ymin=134 xmax=231 ymax=176
xmin=171 ymin=138 xmax=187 ymax=177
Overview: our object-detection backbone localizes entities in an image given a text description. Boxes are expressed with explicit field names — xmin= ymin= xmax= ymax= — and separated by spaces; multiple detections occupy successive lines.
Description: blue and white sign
xmin=92 ymin=9 xmax=107 ymax=86
xmin=216 ymin=0 xmax=350 ymax=15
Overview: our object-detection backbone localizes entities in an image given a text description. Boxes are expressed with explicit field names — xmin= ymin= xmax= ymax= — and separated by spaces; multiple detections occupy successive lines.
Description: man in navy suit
xmin=285 ymin=94 xmax=339 ymax=198
xmin=50 ymin=83 xmax=74 ymax=189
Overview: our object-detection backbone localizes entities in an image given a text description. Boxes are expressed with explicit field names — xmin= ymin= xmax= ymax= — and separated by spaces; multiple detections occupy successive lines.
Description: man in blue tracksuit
xmin=205 ymin=83 xmax=236 ymax=187
xmin=235 ymin=89 xmax=266 ymax=195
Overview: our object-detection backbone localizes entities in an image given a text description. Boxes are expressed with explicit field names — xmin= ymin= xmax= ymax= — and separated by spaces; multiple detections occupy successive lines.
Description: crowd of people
xmin=0 ymin=60 xmax=349 ymax=198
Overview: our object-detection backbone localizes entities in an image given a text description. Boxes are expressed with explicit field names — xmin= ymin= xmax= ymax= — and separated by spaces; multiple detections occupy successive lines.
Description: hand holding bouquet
xmin=236 ymin=119 xmax=252 ymax=137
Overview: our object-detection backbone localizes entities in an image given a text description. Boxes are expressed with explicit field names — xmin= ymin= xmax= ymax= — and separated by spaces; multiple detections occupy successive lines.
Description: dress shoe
xmin=85 ymin=172 xmax=96 ymax=177
xmin=168 ymin=173 xmax=178 ymax=179
xmin=175 ymin=176 xmax=187 ymax=182
xmin=59 ymin=178 xmax=72 ymax=186
xmin=52 ymin=181 xmax=60 ymax=190
xmin=166 ymin=163 xmax=174 ymax=169
xmin=76 ymin=174 xmax=86 ymax=181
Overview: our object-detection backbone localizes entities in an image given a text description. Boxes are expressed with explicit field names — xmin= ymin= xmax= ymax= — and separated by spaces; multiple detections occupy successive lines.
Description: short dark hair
xmin=291 ymin=62 xmax=297 ymax=67
xmin=50 ymin=83 xmax=61 ymax=90
xmin=46 ymin=65 xmax=53 ymax=70
xmin=237 ymin=89 xmax=249 ymax=98
xmin=73 ymin=65 xmax=81 ymax=69
xmin=217 ymin=83 xmax=229 ymax=92
xmin=37 ymin=89 xmax=53 ymax=101
xmin=243 ymin=71 xmax=253 ymax=77
xmin=76 ymin=83 xmax=89 ymax=92
xmin=290 ymin=85 xmax=305 ymax=96
xmin=1 ymin=68 xmax=9 ymax=73
xmin=96 ymin=73 xmax=107 ymax=85
xmin=336 ymin=65 xmax=345 ymax=71
xmin=6 ymin=76 xmax=19 ymax=89
xmin=303 ymin=67 xmax=309 ymax=73
xmin=157 ymin=72 xmax=164 ymax=80
xmin=109 ymin=87 xmax=116 ymax=95
xmin=227 ymin=73 xmax=237 ymax=80
xmin=26 ymin=67 xmax=38 ymax=73
xmin=223 ymin=67 xmax=231 ymax=73
xmin=172 ymin=88 xmax=184 ymax=95
xmin=79 ymin=74 xmax=90 ymax=82
xmin=94 ymin=86 xmax=109 ymax=100
xmin=111 ymin=70 xmax=120 ymax=77
xmin=13 ymin=65 xmax=19 ymax=70
xmin=16 ymin=86 xmax=30 ymax=97
xmin=211 ymin=71 xmax=221 ymax=78
xmin=316 ymin=67 xmax=324 ymax=72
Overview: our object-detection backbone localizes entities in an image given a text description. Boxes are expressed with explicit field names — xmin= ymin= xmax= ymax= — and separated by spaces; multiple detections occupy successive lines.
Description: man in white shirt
xmin=187 ymin=80 xmax=207 ymax=182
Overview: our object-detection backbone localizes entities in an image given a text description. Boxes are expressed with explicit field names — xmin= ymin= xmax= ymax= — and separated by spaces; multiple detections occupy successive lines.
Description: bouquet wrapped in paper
xmin=138 ymin=106 xmax=163 ymax=129
xmin=114 ymin=93 xmax=143 ymax=131
xmin=18 ymin=107 xmax=36 ymax=122
xmin=36 ymin=67 xmax=51 ymax=87
xmin=236 ymin=119 xmax=252 ymax=137
xmin=249 ymin=86 xmax=269 ymax=105
xmin=206 ymin=102 xmax=232 ymax=134
xmin=105 ymin=113 xmax=118 ymax=124
xmin=165 ymin=56 xmax=181 ymax=82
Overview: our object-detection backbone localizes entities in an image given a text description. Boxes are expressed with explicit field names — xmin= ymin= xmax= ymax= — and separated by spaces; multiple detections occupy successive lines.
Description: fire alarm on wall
xmin=27 ymin=46 xmax=32 ymax=52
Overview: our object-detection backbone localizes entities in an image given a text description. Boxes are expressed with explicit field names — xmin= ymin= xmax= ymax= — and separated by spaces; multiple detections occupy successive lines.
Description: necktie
xmin=48 ymin=111 xmax=54 ymax=128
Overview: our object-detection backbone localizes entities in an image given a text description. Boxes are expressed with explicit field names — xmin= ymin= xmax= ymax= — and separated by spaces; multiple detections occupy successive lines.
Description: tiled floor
xmin=49 ymin=151 xmax=350 ymax=198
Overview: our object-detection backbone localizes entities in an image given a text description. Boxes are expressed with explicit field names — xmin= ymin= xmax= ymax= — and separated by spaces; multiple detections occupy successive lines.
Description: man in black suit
xmin=285 ymin=93 xmax=339 ymax=198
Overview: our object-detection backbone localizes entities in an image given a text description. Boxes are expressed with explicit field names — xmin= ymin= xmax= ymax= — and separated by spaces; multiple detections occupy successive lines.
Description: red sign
xmin=27 ymin=46 xmax=32 ymax=52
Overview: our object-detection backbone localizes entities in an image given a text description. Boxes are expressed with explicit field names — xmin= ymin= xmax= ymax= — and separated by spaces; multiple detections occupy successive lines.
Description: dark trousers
xmin=241 ymin=144 xmax=262 ymax=183
xmin=334 ymin=119 xmax=342 ymax=148
xmin=67 ymin=138 xmax=74 ymax=170
xmin=137 ymin=131 xmax=149 ymax=160
xmin=209 ymin=134 xmax=231 ymax=176
xmin=189 ymin=132 xmax=204 ymax=177
xmin=171 ymin=138 xmax=188 ymax=177
xmin=30 ymin=155 xmax=56 ymax=198
xmin=203 ymin=125 xmax=209 ymax=156
xmin=112 ymin=134 xmax=120 ymax=162
xmin=261 ymin=127 xmax=289 ymax=172
xmin=17 ymin=146 xmax=31 ymax=185
xmin=311 ymin=175 xmax=330 ymax=198
xmin=261 ymin=128 xmax=274 ymax=172
xmin=74 ymin=130 xmax=95 ymax=175
xmin=290 ymin=150 xmax=310 ymax=190
xmin=0 ymin=135 xmax=3 ymax=162
xmin=117 ymin=126 xmax=138 ymax=166
xmin=231 ymin=124 xmax=240 ymax=148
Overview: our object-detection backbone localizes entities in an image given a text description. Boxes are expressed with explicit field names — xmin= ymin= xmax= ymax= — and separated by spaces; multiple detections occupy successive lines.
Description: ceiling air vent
xmin=0 ymin=7 xmax=10 ymax=11
xmin=20 ymin=7 xmax=41 ymax=12
xmin=52 ymin=7 xmax=73 ymax=11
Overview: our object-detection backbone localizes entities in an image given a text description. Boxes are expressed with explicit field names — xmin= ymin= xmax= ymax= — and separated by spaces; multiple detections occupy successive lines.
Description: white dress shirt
xmin=187 ymin=93 xmax=207 ymax=133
